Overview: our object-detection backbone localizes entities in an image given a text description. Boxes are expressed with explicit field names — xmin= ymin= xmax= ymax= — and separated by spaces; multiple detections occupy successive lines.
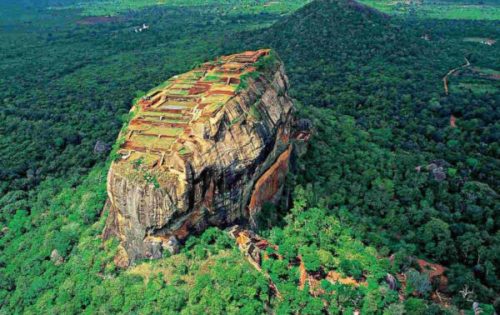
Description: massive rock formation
xmin=103 ymin=50 xmax=296 ymax=266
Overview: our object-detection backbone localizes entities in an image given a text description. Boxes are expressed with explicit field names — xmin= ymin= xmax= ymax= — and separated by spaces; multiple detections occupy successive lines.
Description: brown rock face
xmin=103 ymin=50 xmax=295 ymax=266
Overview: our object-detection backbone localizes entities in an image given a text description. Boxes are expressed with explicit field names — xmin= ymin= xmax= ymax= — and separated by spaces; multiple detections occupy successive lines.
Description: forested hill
xmin=0 ymin=0 xmax=498 ymax=313
xmin=227 ymin=0 xmax=499 ymax=307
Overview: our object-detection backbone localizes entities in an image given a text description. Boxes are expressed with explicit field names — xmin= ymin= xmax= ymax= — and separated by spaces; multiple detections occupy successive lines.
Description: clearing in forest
xmin=358 ymin=0 xmax=500 ymax=20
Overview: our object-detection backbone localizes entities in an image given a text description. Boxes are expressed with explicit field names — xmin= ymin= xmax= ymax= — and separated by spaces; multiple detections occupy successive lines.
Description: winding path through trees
xmin=443 ymin=57 xmax=471 ymax=95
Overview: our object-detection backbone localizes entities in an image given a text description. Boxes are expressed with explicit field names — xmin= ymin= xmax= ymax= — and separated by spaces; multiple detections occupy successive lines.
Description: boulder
xmin=93 ymin=140 xmax=110 ymax=154
xmin=50 ymin=249 xmax=64 ymax=266
xmin=103 ymin=50 xmax=296 ymax=266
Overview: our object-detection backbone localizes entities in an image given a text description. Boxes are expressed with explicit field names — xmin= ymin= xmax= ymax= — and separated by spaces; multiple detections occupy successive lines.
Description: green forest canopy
xmin=0 ymin=0 xmax=498 ymax=313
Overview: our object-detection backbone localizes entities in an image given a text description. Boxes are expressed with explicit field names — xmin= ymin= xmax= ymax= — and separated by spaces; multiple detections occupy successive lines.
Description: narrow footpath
xmin=443 ymin=57 xmax=471 ymax=95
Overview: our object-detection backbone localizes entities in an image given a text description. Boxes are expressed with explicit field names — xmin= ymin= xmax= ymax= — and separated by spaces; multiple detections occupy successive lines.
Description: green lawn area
xmin=203 ymin=74 xmax=222 ymax=82
xmin=51 ymin=0 xmax=311 ymax=17
xmin=359 ymin=0 xmax=500 ymax=20
xmin=452 ymin=82 xmax=499 ymax=94
xmin=474 ymin=67 xmax=500 ymax=76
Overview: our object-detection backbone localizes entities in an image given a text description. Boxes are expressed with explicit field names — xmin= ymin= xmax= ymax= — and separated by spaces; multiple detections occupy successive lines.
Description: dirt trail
xmin=443 ymin=57 xmax=471 ymax=95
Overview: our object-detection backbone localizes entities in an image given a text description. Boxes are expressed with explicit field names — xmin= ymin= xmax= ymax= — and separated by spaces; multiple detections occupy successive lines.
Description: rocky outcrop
xmin=103 ymin=50 xmax=296 ymax=266
xmin=50 ymin=249 xmax=64 ymax=266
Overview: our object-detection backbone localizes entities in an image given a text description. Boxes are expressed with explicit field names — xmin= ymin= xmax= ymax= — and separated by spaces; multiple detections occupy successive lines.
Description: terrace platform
xmin=116 ymin=49 xmax=270 ymax=168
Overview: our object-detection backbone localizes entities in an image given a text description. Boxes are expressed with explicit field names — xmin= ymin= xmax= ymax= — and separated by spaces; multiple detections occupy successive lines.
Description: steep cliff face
xmin=103 ymin=50 xmax=295 ymax=266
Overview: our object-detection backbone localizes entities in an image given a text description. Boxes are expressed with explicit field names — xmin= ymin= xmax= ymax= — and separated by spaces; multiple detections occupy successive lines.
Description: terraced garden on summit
xmin=116 ymin=49 xmax=271 ymax=170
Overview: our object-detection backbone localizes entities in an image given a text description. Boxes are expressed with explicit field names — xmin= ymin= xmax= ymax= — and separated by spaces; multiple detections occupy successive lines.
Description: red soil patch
xmin=298 ymin=256 xmax=308 ymax=290
xmin=189 ymin=83 xmax=212 ymax=95
xmin=203 ymin=179 xmax=215 ymax=211
xmin=249 ymin=146 xmax=291 ymax=213
xmin=450 ymin=115 xmax=456 ymax=128
xmin=417 ymin=259 xmax=448 ymax=291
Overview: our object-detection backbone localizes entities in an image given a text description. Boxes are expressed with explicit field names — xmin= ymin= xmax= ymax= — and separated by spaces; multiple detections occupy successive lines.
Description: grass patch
xmin=51 ymin=0 xmax=311 ymax=17
xmin=228 ymin=116 xmax=241 ymax=127
xmin=170 ymin=89 xmax=189 ymax=95
xmin=249 ymin=102 xmax=262 ymax=120
xmin=473 ymin=67 xmax=500 ymax=76
xmin=178 ymin=146 xmax=191 ymax=155
xmin=358 ymin=0 xmax=500 ymax=20
xmin=237 ymin=71 xmax=260 ymax=92
xmin=453 ymin=82 xmax=499 ymax=94
xmin=463 ymin=37 xmax=496 ymax=44
xmin=203 ymin=74 xmax=222 ymax=82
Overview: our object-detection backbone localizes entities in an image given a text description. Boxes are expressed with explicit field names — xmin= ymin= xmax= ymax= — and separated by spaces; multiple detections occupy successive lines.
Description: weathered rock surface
xmin=50 ymin=249 xmax=64 ymax=266
xmin=103 ymin=50 xmax=297 ymax=266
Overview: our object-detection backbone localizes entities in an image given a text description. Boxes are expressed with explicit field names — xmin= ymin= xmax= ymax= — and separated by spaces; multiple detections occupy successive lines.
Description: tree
xmin=404 ymin=298 xmax=427 ymax=315
xmin=417 ymin=218 xmax=456 ymax=261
